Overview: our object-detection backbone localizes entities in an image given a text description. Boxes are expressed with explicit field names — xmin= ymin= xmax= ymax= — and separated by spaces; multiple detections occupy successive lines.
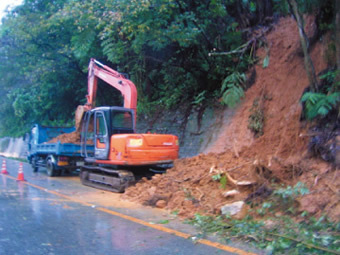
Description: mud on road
xmin=123 ymin=16 xmax=340 ymax=222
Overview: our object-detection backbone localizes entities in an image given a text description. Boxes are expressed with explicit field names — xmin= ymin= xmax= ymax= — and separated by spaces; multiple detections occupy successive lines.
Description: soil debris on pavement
xmin=123 ymin=16 xmax=339 ymax=222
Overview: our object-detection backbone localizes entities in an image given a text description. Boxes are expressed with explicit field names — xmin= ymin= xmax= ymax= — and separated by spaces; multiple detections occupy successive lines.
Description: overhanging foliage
xmin=0 ymin=0 xmax=337 ymax=136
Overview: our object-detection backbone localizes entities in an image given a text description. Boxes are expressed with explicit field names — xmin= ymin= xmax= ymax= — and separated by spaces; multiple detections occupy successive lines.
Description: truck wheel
xmin=80 ymin=168 xmax=89 ymax=185
xmin=31 ymin=157 xmax=38 ymax=173
xmin=46 ymin=159 xmax=57 ymax=177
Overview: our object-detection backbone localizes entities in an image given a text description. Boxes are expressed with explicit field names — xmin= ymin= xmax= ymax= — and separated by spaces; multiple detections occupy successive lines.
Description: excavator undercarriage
xmin=80 ymin=165 xmax=136 ymax=193
xmin=80 ymin=164 xmax=171 ymax=193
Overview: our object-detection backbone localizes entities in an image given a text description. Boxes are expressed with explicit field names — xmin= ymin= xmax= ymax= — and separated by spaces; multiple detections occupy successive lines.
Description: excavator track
xmin=80 ymin=165 xmax=135 ymax=193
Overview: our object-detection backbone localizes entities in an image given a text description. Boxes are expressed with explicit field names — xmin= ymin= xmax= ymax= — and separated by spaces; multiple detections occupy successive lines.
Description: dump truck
xmin=27 ymin=124 xmax=93 ymax=176
xmin=77 ymin=59 xmax=179 ymax=192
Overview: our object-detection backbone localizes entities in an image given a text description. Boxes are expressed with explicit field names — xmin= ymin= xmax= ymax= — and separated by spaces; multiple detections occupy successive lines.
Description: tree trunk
xmin=336 ymin=0 xmax=340 ymax=85
xmin=288 ymin=0 xmax=319 ymax=92
xmin=335 ymin=0 xmax=340 ymax=118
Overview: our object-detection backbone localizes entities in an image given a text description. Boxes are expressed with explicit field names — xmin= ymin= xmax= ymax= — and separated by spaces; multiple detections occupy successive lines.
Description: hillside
xmin=123 ymin=16 xmax=339 ymax=222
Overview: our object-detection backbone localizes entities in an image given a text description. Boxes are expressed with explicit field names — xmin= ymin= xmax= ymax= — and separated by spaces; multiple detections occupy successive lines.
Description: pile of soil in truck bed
xmin=48 ymin=131 xmax=81 ymax=144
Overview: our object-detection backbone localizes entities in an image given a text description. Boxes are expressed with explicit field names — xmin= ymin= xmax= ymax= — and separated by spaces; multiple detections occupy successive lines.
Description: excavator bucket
xmin=75 ymin=105 xmax=87 ymax=131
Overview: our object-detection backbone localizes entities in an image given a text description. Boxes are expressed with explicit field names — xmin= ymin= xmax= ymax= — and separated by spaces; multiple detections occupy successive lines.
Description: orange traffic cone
xmin=1 ymin=160 xmax=9 ymax=175
xmin=17 ymin=162 xmax=26 ymax=181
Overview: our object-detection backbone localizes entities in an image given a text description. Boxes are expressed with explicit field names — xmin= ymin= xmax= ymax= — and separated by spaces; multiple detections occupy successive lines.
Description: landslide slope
xmin=123 ymin=16 xmax=339 ymax=221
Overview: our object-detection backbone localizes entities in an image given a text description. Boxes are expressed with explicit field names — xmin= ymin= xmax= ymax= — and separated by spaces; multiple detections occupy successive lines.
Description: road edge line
xmin=2 ymin=173 xmax=258 ymax=255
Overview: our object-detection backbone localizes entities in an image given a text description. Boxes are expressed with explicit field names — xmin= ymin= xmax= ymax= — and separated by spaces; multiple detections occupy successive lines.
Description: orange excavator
xmin=77 ymin=59 xmax=179 ymax=192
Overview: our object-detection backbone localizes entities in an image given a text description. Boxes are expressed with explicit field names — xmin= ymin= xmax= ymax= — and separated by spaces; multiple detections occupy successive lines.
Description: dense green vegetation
xmin=189 ymin=211 xmax=340 ymax=254
xmin=301 ymin=70 xmax=340 ymax=120
xmin=0 ymin=0 xmax=338 ymax=137
xmin=187 ymin=182 xmax=340 ymax=254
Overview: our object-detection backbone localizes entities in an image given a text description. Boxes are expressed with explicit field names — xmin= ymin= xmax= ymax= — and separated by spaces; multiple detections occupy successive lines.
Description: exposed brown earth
xmin=123 ymin=16 xmax=340 ymax=222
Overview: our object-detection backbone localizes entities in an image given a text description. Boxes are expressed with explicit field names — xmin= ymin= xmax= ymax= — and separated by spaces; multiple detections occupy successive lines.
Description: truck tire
xmin=31 ymin=157 xmax=38 ymax=173
xmin=46 ymin=159 xmax=58 ymax=177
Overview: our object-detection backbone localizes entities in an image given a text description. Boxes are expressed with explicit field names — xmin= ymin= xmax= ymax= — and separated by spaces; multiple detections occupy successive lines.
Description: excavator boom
xmin=86 ymin=59 xmax=137 ymax=114
xmin=75 ymin=59 xmax=137 ymax=130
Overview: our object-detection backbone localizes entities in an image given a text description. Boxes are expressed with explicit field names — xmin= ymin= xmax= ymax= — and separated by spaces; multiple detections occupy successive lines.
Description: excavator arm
xmin=85 ymin=58 xmax=137 ymax=113
xmin=75 ymin=59 xmax=137 ymax=130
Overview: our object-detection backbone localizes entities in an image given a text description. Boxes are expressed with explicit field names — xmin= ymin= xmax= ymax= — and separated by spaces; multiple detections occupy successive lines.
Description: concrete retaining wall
xmin=0 ymin=106 xmax=234 ymax=159
xmin=0 ymin=137 xmax=27 ymax=159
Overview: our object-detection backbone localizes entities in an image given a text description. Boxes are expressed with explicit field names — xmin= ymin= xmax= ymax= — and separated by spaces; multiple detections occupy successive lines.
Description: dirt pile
xmin=48 ymin=131 xmax=81 ymax=144
xmin=123 ymin=16 xmax=339 ymax=221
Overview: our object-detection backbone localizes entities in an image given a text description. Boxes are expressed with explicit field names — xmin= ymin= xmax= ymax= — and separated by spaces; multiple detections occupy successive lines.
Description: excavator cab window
xmin=81 ymin=111 xmax=95 ymax=158
xmin=110 ymin=110 xmax=134 ymax=134
xmin=96 ymin=113 xmax=107 ymax=143
xmin=94 ymin=111 xmax=109 ymax=159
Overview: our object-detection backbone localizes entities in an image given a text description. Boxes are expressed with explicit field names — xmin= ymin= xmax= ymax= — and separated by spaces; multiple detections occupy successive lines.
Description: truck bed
xmin=31 ymin=141 xmax=83 ymax=157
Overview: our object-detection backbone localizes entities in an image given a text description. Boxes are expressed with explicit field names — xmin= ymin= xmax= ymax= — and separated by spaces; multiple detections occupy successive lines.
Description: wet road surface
xmin=0 ymin=157 xmax=258 ymax=255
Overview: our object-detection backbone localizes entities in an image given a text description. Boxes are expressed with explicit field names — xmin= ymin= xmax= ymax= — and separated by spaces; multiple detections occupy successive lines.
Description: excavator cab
xmin=81 ymin=106 xmax=135 ymax=160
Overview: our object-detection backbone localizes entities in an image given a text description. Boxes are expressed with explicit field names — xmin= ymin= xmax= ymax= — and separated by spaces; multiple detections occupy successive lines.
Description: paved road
xmin=0 ymin=157 xmax=258 ymax=255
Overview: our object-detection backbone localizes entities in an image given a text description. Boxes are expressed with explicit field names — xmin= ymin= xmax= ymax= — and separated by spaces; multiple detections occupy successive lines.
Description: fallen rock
xmin=152 ymin=174 xmax=161 ymax=181
xmin=264 ymin=219 xmax=277 ymax=230
xmin=156 ymin=200 xmax=167 ymax=208
xmin=221 ymin=201 xmax=245 ymax=216
xmin=147 ymin=186 xmax=157 ymax=196
xmin=222 ymin=189 xmax=240 ymax=198
xmin=226 ymin=173 xmax=255 ymax=186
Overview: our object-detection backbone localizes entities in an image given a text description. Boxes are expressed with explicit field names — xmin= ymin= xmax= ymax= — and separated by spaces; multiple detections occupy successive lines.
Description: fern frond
xmin=221 ymin=84 xmax=244 ymax=108
xmin=220 ymin=71 xmax=246 ymax=108
xmin=301 ymin=92 xmax=340 ymax=120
